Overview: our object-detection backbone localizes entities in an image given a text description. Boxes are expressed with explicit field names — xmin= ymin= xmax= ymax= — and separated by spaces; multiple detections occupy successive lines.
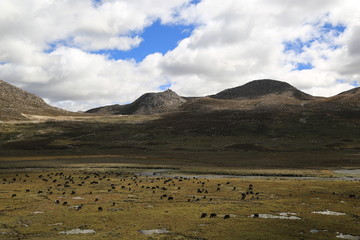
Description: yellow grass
xmin=0 ymin=168 xmax=359 ymax=240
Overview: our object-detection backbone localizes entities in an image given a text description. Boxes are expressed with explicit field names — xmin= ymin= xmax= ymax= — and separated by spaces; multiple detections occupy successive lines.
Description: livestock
xmin=200 ymin=213 xmax=207 ymax=218
xmin=75 ymin=204 xmax=83 ymax=211
xmin=224 ymin=214 xmax=230 ymax=219
xmin=98 ymin=207 xmax=103 ymax=211
xmin=241 ymin=193 xmax=246 ymax=200
xmin=210 ymin=213 xmax=217 ymax=218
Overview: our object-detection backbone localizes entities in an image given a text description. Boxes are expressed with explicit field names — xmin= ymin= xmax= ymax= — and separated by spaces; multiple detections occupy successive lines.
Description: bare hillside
xmin=0 ymin=80 xmax=72 ymax=120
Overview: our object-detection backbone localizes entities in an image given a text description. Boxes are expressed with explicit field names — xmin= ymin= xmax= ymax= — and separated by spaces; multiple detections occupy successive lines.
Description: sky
xmin=0 ymin=0 xmax=360 ymax=111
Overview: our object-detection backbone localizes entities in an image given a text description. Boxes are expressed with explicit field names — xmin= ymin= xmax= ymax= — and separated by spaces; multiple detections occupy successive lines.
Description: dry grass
xmin=18 ymin=114 xmax=160 ymax=123
xmin=0 ymin=168 xmax=359 ymax=240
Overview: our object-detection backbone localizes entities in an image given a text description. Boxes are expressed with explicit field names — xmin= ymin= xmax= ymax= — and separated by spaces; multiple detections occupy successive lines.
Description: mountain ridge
xmin=0 ymin=80 xmax=72 ymax=120
xmin=2 ymin=79 xmax=360 ymax=120
xmin=87 ymin=79 xmax=318 ymax=115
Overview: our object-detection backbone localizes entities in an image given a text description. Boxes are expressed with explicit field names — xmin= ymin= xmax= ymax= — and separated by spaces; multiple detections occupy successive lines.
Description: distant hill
xmin=63 ymin=78 xmax=360 ymax=116
xmin=211 ymin=79 xmax=314 ymax=100
xmin=0 ymin=80 xmax=70 ymax=120
xmin=337 ymin=87 xmax=360 ymax=96
xmin=85 ymin=79 xmax=336 ymax=115
xmin=319 ymin=87 xmax=360 ymax=110
xmin=86 ymin=89 xmax=187 ymax=115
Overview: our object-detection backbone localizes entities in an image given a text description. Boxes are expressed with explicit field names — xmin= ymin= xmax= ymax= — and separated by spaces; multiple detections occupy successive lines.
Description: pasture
xmin=0 ymin=167 xmax=359 ymax=240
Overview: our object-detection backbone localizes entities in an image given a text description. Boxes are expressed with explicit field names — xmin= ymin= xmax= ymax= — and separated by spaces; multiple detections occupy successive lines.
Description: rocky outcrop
xmin=0 ymin=80 xmax=69 ymax=120
xmin=86 ymin=89 xmax=187 ymax=115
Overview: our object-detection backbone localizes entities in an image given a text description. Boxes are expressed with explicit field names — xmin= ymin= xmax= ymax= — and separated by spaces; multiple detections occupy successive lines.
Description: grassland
xmin=1 ymin=110 xmax=360 ymax=239
xmin=1 ymin=110 xmax=360 ymax=169
xmin=0 ymin=167 xmax=359 ymax=240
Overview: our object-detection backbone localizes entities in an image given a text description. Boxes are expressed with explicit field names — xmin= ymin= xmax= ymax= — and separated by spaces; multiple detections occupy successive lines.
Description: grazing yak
xmin=210 ymin=213 xmax=217 ymax=218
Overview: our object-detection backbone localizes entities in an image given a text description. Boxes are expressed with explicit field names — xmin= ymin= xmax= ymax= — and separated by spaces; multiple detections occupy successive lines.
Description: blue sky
xmin=283 ymin=22 xmax=347 ymax=71
xmin=93 ymin=20 xmax=195 ymax=62
xmin=1 ymin=0 xmax=359 ymax=111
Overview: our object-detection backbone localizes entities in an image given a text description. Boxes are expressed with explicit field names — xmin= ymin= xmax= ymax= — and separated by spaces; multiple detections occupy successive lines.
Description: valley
xmin=1 ymin=79 xmax=360 ymax=239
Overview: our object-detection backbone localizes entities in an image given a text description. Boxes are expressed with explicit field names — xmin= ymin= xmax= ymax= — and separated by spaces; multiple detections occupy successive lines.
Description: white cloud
xmin=163 ymin=0 xmax=360 ymax=97
xmin=73 ymin=35 xmax=143 ymax=51
xmin=0 ymin=0 xmax=360 ymax=111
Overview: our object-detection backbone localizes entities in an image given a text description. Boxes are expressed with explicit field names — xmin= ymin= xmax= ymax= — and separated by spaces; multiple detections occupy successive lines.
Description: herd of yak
xmin=4 ymin=169 xmax=261 ymax=219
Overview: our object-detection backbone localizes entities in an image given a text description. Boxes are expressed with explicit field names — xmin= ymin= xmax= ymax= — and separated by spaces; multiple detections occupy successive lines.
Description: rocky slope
xmin=88 ymin=79 xmax=318 ymax=115
xmin=86 ymin=89 xmax=187 ymax=115
xmin=0 ymin=80 xmax=70 ymax=120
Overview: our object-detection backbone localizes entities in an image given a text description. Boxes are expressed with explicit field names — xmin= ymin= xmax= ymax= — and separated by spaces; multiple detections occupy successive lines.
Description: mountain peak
xmin=87 ymin=89 xmax=186 ymax=115
xmin=211 ymin=79 xmax=314 ymax=100
xmin=0 ymin=79 xmax=69 ymax=120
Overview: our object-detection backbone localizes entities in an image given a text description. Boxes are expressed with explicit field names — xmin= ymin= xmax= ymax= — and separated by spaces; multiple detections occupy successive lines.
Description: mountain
xmin=0 ymin=80 xmax=69 ymax=120
xmin=86 ymin=79 xmax=360 ymax=115
xmin=310 ymin=87 xmax=360 ymax=115
xmin=181 ymin=79 xmax=316 ymax=112
xmin=86 ymin=89 xmax=187 ymax=115
xmin=329 ymin=87 xmax=360 ymax=106
xmin=86 ymin=79 xmax=318 ymax=115
xmin=211 ymin=79 xmax=314 ymax=100
xmin=85 ymin=104 xmax=125 ymax=115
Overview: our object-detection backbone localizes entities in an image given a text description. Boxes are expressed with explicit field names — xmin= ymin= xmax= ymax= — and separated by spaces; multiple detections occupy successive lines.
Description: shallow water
xmin=139 ymin=229 xmax=169 ymax=235
xmin=72 ymin=197 xmax=84 ymax=199
xmin=310 ymin=229 xmax=328 ymax=233
xmin=59 ymin=229 xmax=95 ymax=235
xmin=333 ymin=169 xmax=360 ymax=175
xmin=250 ymin=213 xmax=301 ymax=220
xmin=137 ymin=168 xmax=360 ymax=181
xmin=336 ymin=233 xmax=360 ymax=240
xmin=32 ymin=211 xmax=43 ymax=214
xmin=135 ymin=169 xmax=175 ymax=177
xmin=311 ymin=210 xmax=346 ymax=216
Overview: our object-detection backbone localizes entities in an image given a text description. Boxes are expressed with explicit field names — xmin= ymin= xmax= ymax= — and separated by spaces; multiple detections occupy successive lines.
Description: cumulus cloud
xmin=164 ymin=0 xmax=360 ymax=96
xmin=0 ymin=0 xmax=360 ymax=111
